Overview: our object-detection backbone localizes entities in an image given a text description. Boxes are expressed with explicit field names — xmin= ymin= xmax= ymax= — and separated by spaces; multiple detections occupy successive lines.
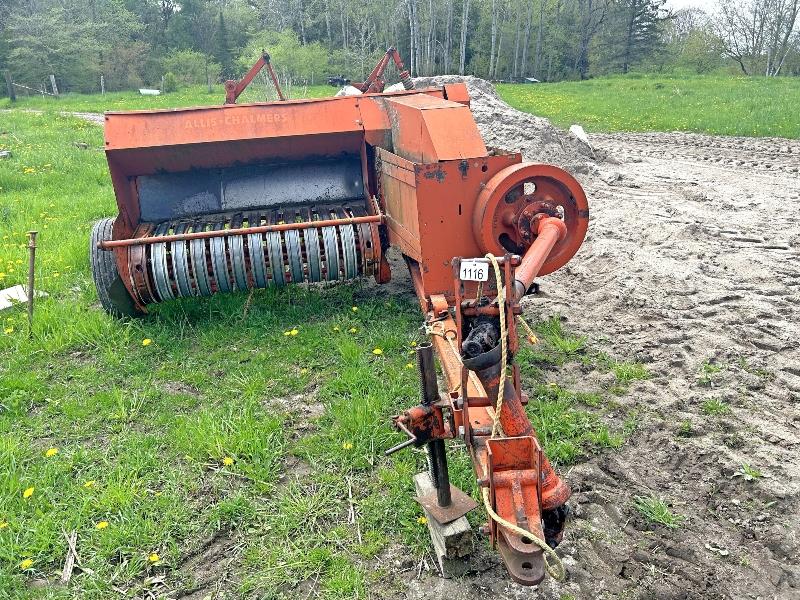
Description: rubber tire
xmin=90 ymin=218 xmax=142 ymax=318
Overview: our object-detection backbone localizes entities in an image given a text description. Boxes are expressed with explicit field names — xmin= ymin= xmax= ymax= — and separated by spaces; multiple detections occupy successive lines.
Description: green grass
xmin=0 ymin=83 xmax=335 ymax=113
xmin=0 ymin=110 xmax=640 ymax=598
xmin=633 ymin=495 xmax=684 ymax=529
xmin=497 ymin=74 xmax=800 ymax=138
xmin=701 ymin=398 xmax=731 ymax=416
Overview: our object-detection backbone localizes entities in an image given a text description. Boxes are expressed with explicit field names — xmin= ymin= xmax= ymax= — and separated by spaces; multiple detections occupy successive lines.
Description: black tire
xmin=90 ymin=218 xmax=142 ymax=318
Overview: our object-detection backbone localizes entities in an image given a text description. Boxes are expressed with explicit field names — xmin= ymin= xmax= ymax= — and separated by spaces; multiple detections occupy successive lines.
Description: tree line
xmin=0 ymin=0 xmax=798 ymax=95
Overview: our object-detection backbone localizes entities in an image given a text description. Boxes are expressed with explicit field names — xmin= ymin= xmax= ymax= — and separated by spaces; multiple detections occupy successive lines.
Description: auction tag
xmin=459 ymin=259 xmax=489 ymax=282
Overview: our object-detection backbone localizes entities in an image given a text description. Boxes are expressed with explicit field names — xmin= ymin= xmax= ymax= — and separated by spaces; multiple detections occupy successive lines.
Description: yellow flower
xmin=406 ymin=363 xmax=414 ymax=369
xmin=222 ymin=456 xmax=234 ymax=466
xmin=372 ymin=348 xmax=383 ymax=355
xmin=148 ymin=553 xmax=160 ymax=563
xmin=19 ymin=558 xmax=34 ymax=570
xmin=142 ymin=338 xmax=152 ymax=346
xmin=23 ymin=487 xmax=34 ymax=499
xmin=410 ymin=341 xmax=417 ymax=347
xmin=45 ymin=448 xmax=59 ymax=458
xmin=83 ymin=480 xmax=96 ymax=488
xmin=0 ymin=521 xmax=8 ymax=529
xmin=290 ymin=329 xmax=298 ymax=336
xmin=351 ymin=306 xmax=358 ymax=312
xmin=417 ymin=516 xmax=428 ymax=525
xmin=348 ymin=327 xmax=358 ymax=334
xmin=333 ymin=326 xmax=340 ymax=332
xmin=300 ymin=368 xmax=308 ymax=374
xmin=95 ymin=521 xmax=109 ymax=530
xmin=3 ymin=327 xmax=12 ymax=334
xmin=342 ymin=441 xmax=353 ymax=450
xmin=23 ymin=167 xmax=34 ymax=174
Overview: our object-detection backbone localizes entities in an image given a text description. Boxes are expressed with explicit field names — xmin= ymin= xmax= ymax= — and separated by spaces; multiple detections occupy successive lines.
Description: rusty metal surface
xmin=473 ymin=163 xmax=589 ymax=277
xmin=416 ymin=485 xmax=479 ymax=525
xmin=224 ymin=51 xmax=285 ymax=104
xmin=99 ymin=213 xmax=382 ymax=249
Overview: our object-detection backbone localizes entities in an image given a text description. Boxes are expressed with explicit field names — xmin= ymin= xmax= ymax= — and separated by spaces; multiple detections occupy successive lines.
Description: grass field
xmin=496 ymin=74 xmax=800 ymax=138
xmin=0 ymin=84 xmax=334 ymax=113
xmin=3 ymin=74 xmax=799 ymax=139
xmin=0 ymin=107 xmax=643 ymax=597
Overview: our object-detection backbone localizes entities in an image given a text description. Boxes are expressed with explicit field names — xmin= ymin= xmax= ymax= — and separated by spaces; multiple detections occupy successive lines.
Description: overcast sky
xmin=664 ymin=0 xmax=718 ymax=11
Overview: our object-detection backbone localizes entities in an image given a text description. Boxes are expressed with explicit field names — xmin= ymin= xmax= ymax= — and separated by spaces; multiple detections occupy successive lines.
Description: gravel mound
xmin=413 ymin=75 xmax=596 ymax=174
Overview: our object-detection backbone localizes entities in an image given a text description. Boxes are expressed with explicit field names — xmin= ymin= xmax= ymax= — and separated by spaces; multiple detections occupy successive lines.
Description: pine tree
xmin=214 ymin=11 xmax=233 ymax=78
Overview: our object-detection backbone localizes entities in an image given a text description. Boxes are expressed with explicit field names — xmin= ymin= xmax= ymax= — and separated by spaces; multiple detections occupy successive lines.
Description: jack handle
xmin=384 ymin=420 xmax=417 ymax=456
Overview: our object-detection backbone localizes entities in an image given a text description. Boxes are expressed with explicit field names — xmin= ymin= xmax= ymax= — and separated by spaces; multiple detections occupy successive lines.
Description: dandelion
xmin=23 ymin=487 xmax=34 ymax=499
xmin=23 ymin=167 xmax=34 ymax=174
xmin=0 ymin=521 xmax=8 ymax=529
xmin=348 ymin=327 xmax=358 ymax=334
xmin=300 ymin=368 xmax=308 ymax=374
xmin=222 ymin=456 xmax=234 ymax=466
xmin=142 ymin=338 xmax=152 ymax=346
xmin=290 ymin=329 xmax=298 ymax=336
xmin=45 ymin=448 xmax=59 ymax=458
xmin=406 ymin=363 xmax=414 ymax=369
xmin=351 ymin=306 xmax=358 ymax=312
xmin=372 ymin=348 xmax=383 ymax=355
xmin=83 ymin=480 xmax=96 ymax=488
xmin=3 ymin=327 xmax=12 ymax=334
xmin=95 ymin=521 xmax=109 ymax=530
xmin=148 ymin=553 xmax=160 ymax=563
xmin=417 ymin=516 xmax=427 ymax=525
xmin=410 ymin=341 xmax=417 ymax=347
xmin=342 ymin=441 xmax=353 ymax=450
xmin=19 ymin=558 xmax=34 ymax=570
xmin=333 ymin=326 xmax=340 ymax=332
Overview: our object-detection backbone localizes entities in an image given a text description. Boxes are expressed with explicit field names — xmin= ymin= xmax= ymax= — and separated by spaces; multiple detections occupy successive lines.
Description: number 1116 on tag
xmin=459 ymin=259 xmax=489 ymax=282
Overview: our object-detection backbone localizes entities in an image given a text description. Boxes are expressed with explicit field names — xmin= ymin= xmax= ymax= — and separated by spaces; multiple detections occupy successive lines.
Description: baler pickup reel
xmin=91 ymin=49 xmax=588 ymax=585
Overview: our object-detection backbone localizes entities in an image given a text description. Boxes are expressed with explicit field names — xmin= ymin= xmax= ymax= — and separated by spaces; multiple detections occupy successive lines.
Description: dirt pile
xmin=413 ymin=75 xmax=596 ymax=174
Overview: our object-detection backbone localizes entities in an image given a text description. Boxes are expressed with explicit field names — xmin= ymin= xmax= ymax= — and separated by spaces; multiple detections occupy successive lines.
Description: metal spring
xmin=127 ymin=204 xmax=378 ymax=305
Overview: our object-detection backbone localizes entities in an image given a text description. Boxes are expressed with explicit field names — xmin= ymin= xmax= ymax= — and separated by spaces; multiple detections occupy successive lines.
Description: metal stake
xmin=26 ymin=231 xmax=37 ymax=336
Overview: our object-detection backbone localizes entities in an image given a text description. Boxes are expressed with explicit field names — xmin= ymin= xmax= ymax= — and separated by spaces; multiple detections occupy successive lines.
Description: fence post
xmin=100 ymin=75 xmax=105 ymax=95
xmin=4 ymin=71 xmax=15 ymax=102
xmin=49 ymin=74 xmax=59 ymax=97
xmin=161 ymin=74 xmax=165 ymax=91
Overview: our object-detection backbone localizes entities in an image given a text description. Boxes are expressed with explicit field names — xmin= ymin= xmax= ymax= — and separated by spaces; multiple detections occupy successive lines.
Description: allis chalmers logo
xmin=184 ymin=112 xmax=290 ymax=129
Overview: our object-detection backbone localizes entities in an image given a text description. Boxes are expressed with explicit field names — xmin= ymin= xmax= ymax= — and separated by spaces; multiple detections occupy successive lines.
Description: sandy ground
xmin=385 ymin=123 xmax=800 ymax=599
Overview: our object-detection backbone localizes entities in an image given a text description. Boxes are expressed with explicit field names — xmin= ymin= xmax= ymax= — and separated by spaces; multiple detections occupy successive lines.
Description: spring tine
xmin=190 ymin=221 xmax=213 ymax=297
xmin=350 ymin=206 xmax=372 ymax=275
xmin=211 ymin=221 xmax=232 ymax=293
xmin=248 ymin=213 xmax=268 ymax=289
xmin=151 ymin=222 xmax=174 ymax=301
xmin=338 ymin=207 xmax=358 ymax=279
xmin=284 ymin=210 xmax=304 ymax=283
xmin=303 ymin=208 xmax=322 ymax=283
xmin=229 ymin=215 xmax=249 ymax=291
xmin=266 ymin=211 xmax=285 ymax=286
xmin=172 ymin=223 xmax=194 ymax=297
xmin=321 ymin=209 xmax=340 ymax=282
